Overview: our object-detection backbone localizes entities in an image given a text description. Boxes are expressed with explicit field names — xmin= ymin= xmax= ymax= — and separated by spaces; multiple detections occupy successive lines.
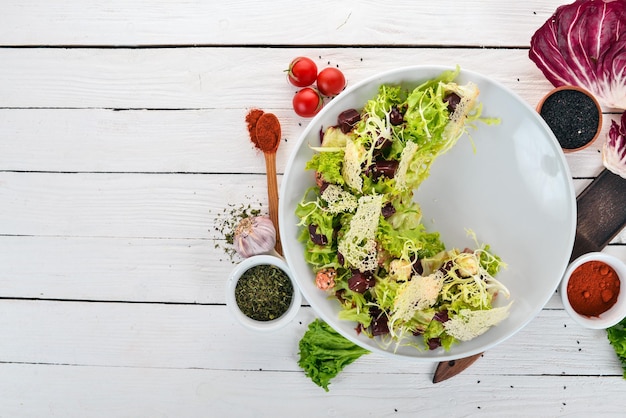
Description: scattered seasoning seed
xmin=212 ymin=202 xmax=262 ymax=262
xmin=539 ymin=89 xmax=600 ymax=150
xmin=235 ymin=264 xmax=293 ymax=321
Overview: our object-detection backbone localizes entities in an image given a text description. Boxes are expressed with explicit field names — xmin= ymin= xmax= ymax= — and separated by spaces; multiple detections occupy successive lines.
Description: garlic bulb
xmin=233 ymin=216 xmax=276 ymax=258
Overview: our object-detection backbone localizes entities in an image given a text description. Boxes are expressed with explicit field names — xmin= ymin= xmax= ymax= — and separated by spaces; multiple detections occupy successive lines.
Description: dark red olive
xmin=412 ymin=257 xmax=424 ymax=275
xmin=433 ymin=310 xmax=449 ymax=323
xmin=308 ymin=224 xmax=328 ymax=246
xmin=337 ymin=109 xmax=361 ymax=133
xmin=444 ymin=93 xmax=461 ymax=113
xmin=371 ymin=159 xmax=398 ymax=180
xmin=369 ymin=307 xmax=389 ymax=336
xmin=348 ymin=269 xmax=375 ymax=293
xmin=389 ymin=106 xmax=404 ymax=125
xmin=427 ymin=338 xmax=442 ymax=350
xmin=381 ymin=202 xmax=396 ymax=218
xmin=374 ymin=136 xmax=392 ymax=151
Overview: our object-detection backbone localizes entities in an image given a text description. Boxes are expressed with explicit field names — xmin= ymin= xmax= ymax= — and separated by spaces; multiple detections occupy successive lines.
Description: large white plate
xmin=279 ymin=66 xmax=576 ymax=361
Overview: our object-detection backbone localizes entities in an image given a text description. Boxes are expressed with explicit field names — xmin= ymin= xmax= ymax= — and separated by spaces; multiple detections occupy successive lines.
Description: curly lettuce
xmin=305 ymin=151 xmax=345 ymax=185
xmin=298 ymin=319 xmax=370 ymax=391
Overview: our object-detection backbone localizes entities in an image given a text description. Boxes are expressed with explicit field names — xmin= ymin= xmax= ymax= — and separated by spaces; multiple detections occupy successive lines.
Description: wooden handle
xmin=264 ymin=152 xmax=282 ymax=256
xmin=433 ymin=353 xmax=483 ymax=383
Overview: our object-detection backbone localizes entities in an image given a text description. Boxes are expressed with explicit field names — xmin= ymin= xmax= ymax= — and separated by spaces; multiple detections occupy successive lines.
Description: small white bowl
xmin=226 ymin=254 xmax=302 ymax=332
xmin=560 ymin=252 xmax=626 ymax=329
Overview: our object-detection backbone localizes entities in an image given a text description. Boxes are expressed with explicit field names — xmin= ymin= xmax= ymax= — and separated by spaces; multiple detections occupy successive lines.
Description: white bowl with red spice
xmin=226 ymin=254 xmax=302 ymax=332
xmin=561 ymin=252 xmax=626 ymax=329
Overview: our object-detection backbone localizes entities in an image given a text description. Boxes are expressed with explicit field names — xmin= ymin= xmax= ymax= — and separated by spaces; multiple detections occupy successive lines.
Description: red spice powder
xmin=245 ymin=108 xmax=265 ymax=148
xmin=567 ymin=260 xmax=620 ymax=317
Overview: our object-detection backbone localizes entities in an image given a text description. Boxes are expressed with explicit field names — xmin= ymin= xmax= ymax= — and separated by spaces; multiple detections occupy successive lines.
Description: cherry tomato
xmin=292 ymin=87 xmax=323 ymax=117
xmin=286 ymin=57 xmax=318 ymax=87
xmin=316 ymin=67 xmax=346 ymax=96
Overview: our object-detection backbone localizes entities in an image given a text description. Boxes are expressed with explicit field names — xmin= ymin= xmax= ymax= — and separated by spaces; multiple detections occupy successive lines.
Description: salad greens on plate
xmin=295 ymin=66 xmax=512 ymax=353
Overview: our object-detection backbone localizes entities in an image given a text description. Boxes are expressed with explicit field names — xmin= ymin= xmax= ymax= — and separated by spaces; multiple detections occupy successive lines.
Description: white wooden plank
xmin=0 ymin=172 xmax=623 ymax=241
xmin=0 ymin=172 xmax=268 ymax=239
xmin=0 ymin=363 xmax=624 ymax=418
xmin=0 ymin=301 xmax=623 ymax=378
xmin=0 ymin=0 xmax=565 ymax=47
xmin=0 ymin=236 xmax=224 ymax=303
xmin=0 ymin=108 xmax=617 ymax=178
xmin=0 ymin=108 xmax=294 ymax=175
xmin=0 ymin=235 xmax=623 ymax=304
xmin=0 ymin=48 xmax=567 ymax=110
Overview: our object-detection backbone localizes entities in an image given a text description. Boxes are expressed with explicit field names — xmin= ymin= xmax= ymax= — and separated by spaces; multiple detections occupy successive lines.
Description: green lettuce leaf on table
xmin=298 ymin=319 xmax=369 ymax=391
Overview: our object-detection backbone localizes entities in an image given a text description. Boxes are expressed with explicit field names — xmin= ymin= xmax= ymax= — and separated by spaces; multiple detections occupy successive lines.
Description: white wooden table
xmin=1 ymin=1 xmax=625 ymax=416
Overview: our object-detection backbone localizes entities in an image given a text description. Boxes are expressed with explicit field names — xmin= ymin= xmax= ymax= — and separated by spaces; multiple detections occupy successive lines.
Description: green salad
xmin=295 ymin=67 xmax=512 ymax=352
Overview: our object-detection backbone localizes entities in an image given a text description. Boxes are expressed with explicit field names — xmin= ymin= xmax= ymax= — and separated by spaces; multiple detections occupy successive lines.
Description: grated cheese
xmin=337 ymin=194 xmax=383 ymax=271
xmin=394 ymin=140 xmax=419 ymax=191
xmin=393 ymin=271 xmax=444 ymax=322
xmin=441 ymin=82 xmax=480 ymax=149
xmin=389 ymin=259 xmax=413 ymax=282
xmin=443 ymin=303 xmax=511 ymax=341
xmin=321 ymin=184 xmax=358 ymax=214
xmin=342 ymin=139 xmax=365 ymax=192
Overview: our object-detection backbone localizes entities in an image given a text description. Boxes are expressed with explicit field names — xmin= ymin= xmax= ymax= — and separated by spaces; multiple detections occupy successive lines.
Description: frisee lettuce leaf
xmin=305 ymin=151 xmax=345 ymax=185
xmin=298 ymin=319 xmax=369 ymax=391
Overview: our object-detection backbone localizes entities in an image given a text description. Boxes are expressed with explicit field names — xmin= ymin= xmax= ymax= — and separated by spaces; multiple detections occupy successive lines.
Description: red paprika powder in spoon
xmin=245 ymin=108 xmax=283 ymax=255
xmin=567 ymin=260 xmax=620 ymax=317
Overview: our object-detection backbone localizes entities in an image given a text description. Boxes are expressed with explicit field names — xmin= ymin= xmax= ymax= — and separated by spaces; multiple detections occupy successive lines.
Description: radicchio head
xmin=529 ymin=0 xmax=626 ymax=109
xmin=603 ymin=111 xmax=626 ymax=179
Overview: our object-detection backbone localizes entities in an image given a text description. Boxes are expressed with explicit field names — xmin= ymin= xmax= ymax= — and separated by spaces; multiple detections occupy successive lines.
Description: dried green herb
xmin=212 ymin=202 xmax=262 ymax=262
xmin=235 ymin=264 xmax=293 ymax=321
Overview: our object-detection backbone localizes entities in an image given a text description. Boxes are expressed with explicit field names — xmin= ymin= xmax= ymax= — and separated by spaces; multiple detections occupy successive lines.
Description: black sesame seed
xmin=539 ymin=89 xmax=600 ymax=150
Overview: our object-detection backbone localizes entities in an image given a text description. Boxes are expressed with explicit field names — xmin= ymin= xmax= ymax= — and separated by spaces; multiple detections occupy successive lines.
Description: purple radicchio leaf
xmin=529 ymin=0 xmax=626 ymax=109
xmin=603 ymin=111 xmax=626 ymax=179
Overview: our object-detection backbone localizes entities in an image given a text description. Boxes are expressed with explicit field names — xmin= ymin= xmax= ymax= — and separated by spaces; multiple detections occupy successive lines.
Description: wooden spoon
xmin=255 ymin=113 xmax=283 ymax=256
